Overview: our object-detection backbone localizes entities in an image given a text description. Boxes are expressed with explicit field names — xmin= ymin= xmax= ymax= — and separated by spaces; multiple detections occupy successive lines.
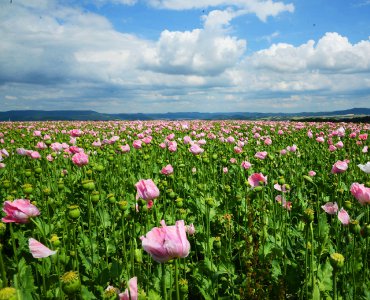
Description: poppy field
xmin=0 ymin=120 xmax=369 ymax=299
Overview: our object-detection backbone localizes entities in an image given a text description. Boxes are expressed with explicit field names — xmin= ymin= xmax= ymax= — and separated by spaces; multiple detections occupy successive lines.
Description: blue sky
xmin=0 ymin=0 xmax=369 ymax=113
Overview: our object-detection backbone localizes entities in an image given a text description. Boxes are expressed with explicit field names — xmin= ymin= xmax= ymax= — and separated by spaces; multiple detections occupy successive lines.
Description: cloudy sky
xmin=1 ymin=0 xmax=370 ymax=113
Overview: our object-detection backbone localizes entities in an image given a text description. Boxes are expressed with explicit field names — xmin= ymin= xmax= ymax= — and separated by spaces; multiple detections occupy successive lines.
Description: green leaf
xmin=317 ymin=259 xmax=333 ymax=292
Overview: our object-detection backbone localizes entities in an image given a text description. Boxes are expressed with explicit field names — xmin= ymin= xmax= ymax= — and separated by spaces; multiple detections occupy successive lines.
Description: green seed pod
xmin=330 ymin=253 xmax=345 ymax=270
xmin=253 ymin=186 xmax=264 ymax=192
xmin=60 ymin=271 xmax=81 ymax=295
xmin=134 ymin=249 xmax=143 ymax=263
xmin=118 ymin=200 xmax=128 ymax=211
xmin=25 ymin=169 xmax=32 ymax=177
xmin=91 ymin=191 xmax=100 ymax=203
xmin=82 ymin=179 xmax=95 ymax=191
xmin=22 ymin=183 xmax=33 ymax=194
xmin=179 ymin=279 xmax=189 ymax=294
xmin=107 ymin=193 xmax=116 ymax=204
xmin=344 ymin=200 xmax=352 ymax=210
xmin=50 ymin=234 xmax=61 ymax=247
xmin=0 ymin=287 xmax=18 ymax=300
xmin=278 ymin=178 xmax=285 ymax=185
xmin=175 ymin=198 xmax=183 ymax=208
xmin=0 ymin=223 xmax=6 ymax=236
xmin=304 ymin=208 xmax=315 ymax=223
xmin=349 ymin=220 xmax=361 ymax=235
xmin=2 ymin=180 xmax=11 ymax=189
xmin=214 ymin=237 xmax=221 ymax=249
xmin=57 ymin=179 xmax=64 ymax=190
xmin=68 ymin=205 xmax=80 ymax=219
xmin=42 ymin=187 xmax=51 ymax=195
xmin=34 ymin=167 xmax=42 ymax=174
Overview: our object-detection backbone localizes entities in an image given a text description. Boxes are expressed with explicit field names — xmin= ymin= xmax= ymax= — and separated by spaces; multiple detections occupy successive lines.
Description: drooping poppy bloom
xmin=241 ymin=161 xmax=252 ymax=170
xmin=160 ymin=164 xmax=174 ymax=175
xmin=135 ymin=179 xmax=160 ymax=201
xmin=140 ymin=220 xmax=190 ymax=263
xmin=2 ymin=199 xmax=40 ymax=223
xmin=189 ymin=144 xmax=204 ymax=155
xmin=119 ymin=277 xmax=138 ymax=300
xmin=71 ymin=152 xmax=89 ymax=167
xmin=350 ymin=182 xmax=370 ymax=205
xmin=358 ymin=162 xmax=370 ymax=174
xmin=338 ymin=208 xmax=350 ymax=225
xmin=254 ymin=151 xmax=267 ymax=160
xmin=331 ymin=160 xmax=348 ymax=174
xmin=29 ymin=238 xmax=57 ymax=258
xmin=248 ymin=173 xmax=268 ymax=187
xmin=321 ymin=202 xmax=338 ymax=215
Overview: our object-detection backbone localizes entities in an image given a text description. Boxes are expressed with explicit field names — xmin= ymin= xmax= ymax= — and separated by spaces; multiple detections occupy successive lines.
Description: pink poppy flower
xmin=140 ymin=220 xmax=190 ymax=263
xmin=241 ymin=161 xmax=252 ymax=170
xmin=359 ymin=133 xmax=368 ymax=140
xmin=254 ymin=151 xmax=267 ymax=160
xmin=36 ymin=142 xmax=47 ymax=150
xmin=328 ymin=145 xmax=337 ymax=152
xmin=275 ymin=195 xmax=292 ymax=211
xmin=338 ymin=208 xmax=350 ymax=225
xmin=350 ymin=183 xmax=370 ymax=205
xmin=331 ymin=160 xmax=348 ymax=174
xmin=186 ymin=224 xmax=196 ymax=235
xmin=362 ymin=146 xmax=368 ymax=153
xmin=92 ymin=140 xmax=102 ymax=147
xmin=133 ymin=140 xmax=142 ymax=149
xmin=280 ymin=149 xmax=287 ymax=155
xmin=248 ymin=173 xmax=268 ymax=187
xmin=33 ymin=130 xmax=42 ymax=137
xmin=2 ymin=199 xmax=40 ymax=223
xmin=121 ymin=144 xmax=130 ymax=153
xmin=264 ymin=138 xmax=272 ymax=145
xmin=0 ymin=149 xmax=9 ymax=157
xmin=307 ymin=131 xmax=313 ymax=138
xmin=226 ymin=136 xmax=235 ymax=143
xmin=71 ymin=152 xmax=89 ymax=167
xmin=316 ymin=136 xmax=325 ymax=143
xmin=142 ymin=136 xmax=152 ymax=144
xmin=161 ymin=164 xmax=174 ymax=175
xmin=0 ymin=163 xmax=6 ymax=168
xmin=119 ymin=277 xmax=138 ymax=300
xmin=321 ymin=202 xmax=338 ymax=215
xmin=46 ymin=154 xmax=54 ymax=162
xmin=274 ymin=184 xmax=288 ymax=193
xmin=135 ymin=179 xmax=160 ymax=201
xmin=189 ymin=144 xmax=204 ymax=155
xmin=308 ymin=170 xmax=316 ymax=177
xmin=69 ymin=129 xmax=83 ymax=137
xmin=234 ymin=146 xmax=243 ymax=154
xmin=29 ymin=238 xmax=57 ymax=258
xmin=168 ymin=141 xmax=177 ymax=152
xmin=335 ymin=141 xmax=344 ymax=148
xmin=223 ymin=167 xmax=228 ymax=174
xmin=30 ymin=151 xmax=41 ymax=159
xmin=183 ymin=136 xmax=192 ymax=144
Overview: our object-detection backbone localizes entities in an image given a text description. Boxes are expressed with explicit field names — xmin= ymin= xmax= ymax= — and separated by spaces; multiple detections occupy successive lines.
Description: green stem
xmin=175 ymin=260 xmax=180 ymax=300
xmin=162 ymin=264 xmax=168 ymax=300
xmin=0 ymin=246 xmax=7 ymax=288
xmin=333 ymin=271 xmax=337 ymax=300
xmin=9 ymin=223 xmax=19 ymax=266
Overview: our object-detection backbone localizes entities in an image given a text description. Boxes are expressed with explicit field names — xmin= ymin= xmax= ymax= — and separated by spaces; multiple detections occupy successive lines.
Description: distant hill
xmin=0 ymin=108 xmax=369 ymax=122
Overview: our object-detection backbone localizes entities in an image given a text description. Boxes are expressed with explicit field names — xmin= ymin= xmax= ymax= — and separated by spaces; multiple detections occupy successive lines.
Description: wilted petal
xmin=29 ymin=238 xmax=57 ymax=258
